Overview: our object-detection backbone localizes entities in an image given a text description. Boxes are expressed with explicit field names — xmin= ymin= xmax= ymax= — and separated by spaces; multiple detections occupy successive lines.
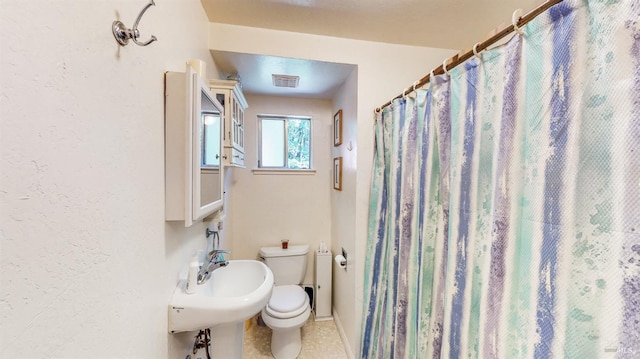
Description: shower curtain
xmin=361 ymin=0 xmax=639 ymax=358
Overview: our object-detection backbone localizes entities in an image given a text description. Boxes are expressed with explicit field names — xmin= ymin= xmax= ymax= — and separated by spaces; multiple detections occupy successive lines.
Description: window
xmin=201 ymin=113 xmax=221 ymax=167
xmin=258 ymin=115 xmax=311 ymax=169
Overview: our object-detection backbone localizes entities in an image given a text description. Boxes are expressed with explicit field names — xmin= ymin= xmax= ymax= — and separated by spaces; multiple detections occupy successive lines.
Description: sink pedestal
xmin=210 ymin=322 xmax=245 ymax=358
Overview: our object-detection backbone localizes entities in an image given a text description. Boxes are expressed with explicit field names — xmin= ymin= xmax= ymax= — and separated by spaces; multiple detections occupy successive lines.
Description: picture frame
xmin=333 ymin=157 xmax=343 ymax=191
xmin=333 ymin=109 xmax=343 ymax=146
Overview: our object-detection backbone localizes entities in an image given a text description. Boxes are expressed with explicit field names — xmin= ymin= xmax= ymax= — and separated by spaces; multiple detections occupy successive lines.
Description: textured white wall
xmin=209 ymin=23 xmax=457 ymax=357
xmin=0 ymin=1 xmax=222 ymax=358
xmin=230 ymin=94 xmax=333 ymax=285
xmin=331 ymin=67 xmax=358 ymax=357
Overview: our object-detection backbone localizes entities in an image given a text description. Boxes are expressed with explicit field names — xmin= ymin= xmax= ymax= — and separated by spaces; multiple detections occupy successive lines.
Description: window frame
xmin=257 ymin=114 xmax=313 ymax=170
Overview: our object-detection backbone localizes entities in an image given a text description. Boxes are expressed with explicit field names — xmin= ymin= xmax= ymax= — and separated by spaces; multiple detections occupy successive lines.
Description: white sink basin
xmin=168 ymin=259 xmax=274 ymax=333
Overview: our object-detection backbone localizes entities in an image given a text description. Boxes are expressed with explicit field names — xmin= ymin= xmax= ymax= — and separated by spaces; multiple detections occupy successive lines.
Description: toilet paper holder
xmin=335 ymin=248 xmax=347 ymax=270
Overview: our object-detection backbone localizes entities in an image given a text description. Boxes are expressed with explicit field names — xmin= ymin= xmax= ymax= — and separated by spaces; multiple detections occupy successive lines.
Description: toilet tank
xmin=259 ymin=245 xmax=309 ymax=285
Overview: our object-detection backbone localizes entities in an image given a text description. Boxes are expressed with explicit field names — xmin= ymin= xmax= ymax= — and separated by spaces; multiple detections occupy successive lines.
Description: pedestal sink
xmin=168 ymin=259 xmax=274 ymax=333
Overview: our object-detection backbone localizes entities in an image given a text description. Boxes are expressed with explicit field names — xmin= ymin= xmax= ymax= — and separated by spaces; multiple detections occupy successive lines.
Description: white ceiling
xmin=202 ymin=0 xmax=544 ymax=98
xmin=201 ymin=0 xmax=543 ymax=49
xmin=211 ymin=51 xmax=356 ymax=99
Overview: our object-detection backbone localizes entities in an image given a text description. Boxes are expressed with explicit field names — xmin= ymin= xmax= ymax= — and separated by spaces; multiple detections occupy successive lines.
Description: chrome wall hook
xmin=112 ymin=0 xmax=157 ymax=46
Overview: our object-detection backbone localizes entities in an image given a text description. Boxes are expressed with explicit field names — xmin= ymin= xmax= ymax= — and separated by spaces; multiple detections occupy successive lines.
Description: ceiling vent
xmin=272 ymin=74 xmax=300 ymax=88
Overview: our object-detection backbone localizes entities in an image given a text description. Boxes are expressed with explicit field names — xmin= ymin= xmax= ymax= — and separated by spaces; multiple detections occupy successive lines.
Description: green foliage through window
xmin=259 ymin=116 xmax=311 ymax=169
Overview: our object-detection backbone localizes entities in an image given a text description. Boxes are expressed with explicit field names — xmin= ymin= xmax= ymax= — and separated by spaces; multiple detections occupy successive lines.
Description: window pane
xmin=287 ymin=119 xmax=310 ymax=169
xmin=261 ymin=119 xmax=285 ymax=167
xmin=202 ymin=114 xmax=220 ymax=166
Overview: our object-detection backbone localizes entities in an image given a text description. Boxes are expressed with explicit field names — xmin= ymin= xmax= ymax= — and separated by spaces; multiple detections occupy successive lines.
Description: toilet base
xmin=262 ymin=305 xmax=311 ymax=359
xmin=270 ymin=326 xmax=302 ymax=359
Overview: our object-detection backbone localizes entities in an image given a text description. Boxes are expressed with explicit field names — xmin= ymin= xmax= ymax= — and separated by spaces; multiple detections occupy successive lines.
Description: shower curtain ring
xmin=430 ymin=69 xmax=436 ymax=82
xmin=473 ymin=43 xmax=482 ymax=59
xmin=512 ymin=9 xmax=524 ymax=35
xmin=442 ymin=59 xmax=450 ymax=76
xmin=412 ymin=80 xmax=419 ymax=92
xmin=402 ymin=88 xmax=408 ymax=98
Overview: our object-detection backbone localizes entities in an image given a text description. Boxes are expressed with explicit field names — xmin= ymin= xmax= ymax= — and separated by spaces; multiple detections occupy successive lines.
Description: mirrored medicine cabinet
xmin=165 ymin=64 xmax=224 ymax=227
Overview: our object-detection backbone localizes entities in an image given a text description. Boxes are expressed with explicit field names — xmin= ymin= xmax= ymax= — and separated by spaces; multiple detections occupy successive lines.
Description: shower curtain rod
xmin=375 ymin=0 xmax=564 ymax=112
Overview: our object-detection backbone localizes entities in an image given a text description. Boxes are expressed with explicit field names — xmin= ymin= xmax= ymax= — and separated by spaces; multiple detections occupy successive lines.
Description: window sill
xmin=251 ymin=168 xmax=316 ymax=175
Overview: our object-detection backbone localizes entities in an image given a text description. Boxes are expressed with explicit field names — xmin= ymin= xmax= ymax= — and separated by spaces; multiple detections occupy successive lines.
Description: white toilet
xmin=259 ymin=244 xmax=311 ymax=359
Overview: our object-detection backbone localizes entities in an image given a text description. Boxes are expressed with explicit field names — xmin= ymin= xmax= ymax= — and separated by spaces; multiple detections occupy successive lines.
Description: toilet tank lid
xmin=260 ymin=244 xmax=309 ymax=257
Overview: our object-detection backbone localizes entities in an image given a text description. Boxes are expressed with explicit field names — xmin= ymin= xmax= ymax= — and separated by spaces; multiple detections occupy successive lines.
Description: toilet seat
xmin=265 ymin=285 xmax=308 ymax=319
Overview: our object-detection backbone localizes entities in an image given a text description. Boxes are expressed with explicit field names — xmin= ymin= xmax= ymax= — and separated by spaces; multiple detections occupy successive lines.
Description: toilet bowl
xmin=261 ymin=285 xmax=311 ymax=358
xmin=259 ymin=245 xmax=311 ymax=359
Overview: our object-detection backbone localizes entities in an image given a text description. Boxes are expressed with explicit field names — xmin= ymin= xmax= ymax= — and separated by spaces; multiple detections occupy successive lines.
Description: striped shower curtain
xmin=361 ymin=0 xmax=639 ymax=358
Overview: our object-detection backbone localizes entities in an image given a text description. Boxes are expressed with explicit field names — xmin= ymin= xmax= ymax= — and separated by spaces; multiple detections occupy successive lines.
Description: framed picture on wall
xmin=333 ymin=109 xmax=343 ymax=146
xmin=333 ymin=157 xmax=342 ymax=191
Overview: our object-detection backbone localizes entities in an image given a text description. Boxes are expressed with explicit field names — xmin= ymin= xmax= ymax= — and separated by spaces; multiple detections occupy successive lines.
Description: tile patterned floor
xmin=243 ymin=314 xmax=349 ymax=358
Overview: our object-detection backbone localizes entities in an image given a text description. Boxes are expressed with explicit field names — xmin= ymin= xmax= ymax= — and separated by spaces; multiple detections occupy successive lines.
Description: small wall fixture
xmin=112 ymin=0 xmax=157 ymax=46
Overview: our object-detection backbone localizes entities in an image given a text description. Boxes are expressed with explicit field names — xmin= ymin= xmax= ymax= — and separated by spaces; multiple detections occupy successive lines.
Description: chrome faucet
xmin=197 ymin=227 xmax=230 ymax=284
xmin=197 ymin=249 xmax=230 ymax=285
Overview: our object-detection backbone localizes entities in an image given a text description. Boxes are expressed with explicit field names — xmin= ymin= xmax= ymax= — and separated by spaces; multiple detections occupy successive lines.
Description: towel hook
xmin=112 ymin=0 xmax=158 ymax=46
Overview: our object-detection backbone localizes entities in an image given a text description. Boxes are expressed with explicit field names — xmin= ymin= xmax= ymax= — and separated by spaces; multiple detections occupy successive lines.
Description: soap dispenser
xmin=185 ymin=253 xmax=200 ymax=294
